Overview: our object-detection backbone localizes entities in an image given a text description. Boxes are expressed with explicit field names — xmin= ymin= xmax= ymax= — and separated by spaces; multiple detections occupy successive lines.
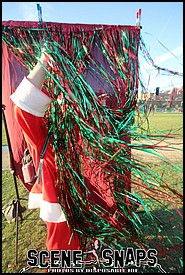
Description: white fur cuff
xmin=10 ymin=77 xmax=52 ymax=117
xmin=40 ymin=200 xmax=67 ymax=223
xmin=28 ymin=192 xmax=67 ymax=223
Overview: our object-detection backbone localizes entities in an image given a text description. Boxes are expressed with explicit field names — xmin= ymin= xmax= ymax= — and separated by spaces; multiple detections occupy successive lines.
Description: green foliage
xmin=154 ymin=104 xmax=157 ymax=110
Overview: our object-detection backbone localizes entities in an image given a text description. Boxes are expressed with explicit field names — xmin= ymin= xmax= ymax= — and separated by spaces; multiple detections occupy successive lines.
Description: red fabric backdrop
xmin=2 ymin=42 xmax=32 ymax=191
xmin=2 ymin=21 xmax=140 ymax=192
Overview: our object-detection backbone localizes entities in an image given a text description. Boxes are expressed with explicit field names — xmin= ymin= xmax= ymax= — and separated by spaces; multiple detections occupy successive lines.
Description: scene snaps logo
xmin=19 ymin=239 xmax=166 ymax=273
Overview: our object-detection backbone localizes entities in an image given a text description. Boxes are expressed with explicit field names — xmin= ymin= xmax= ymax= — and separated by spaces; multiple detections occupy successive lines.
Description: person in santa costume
xmin=10 ymin=52 xmax=120 ymax=252
xmin=10 ymin=52 xmax=82 ymax=251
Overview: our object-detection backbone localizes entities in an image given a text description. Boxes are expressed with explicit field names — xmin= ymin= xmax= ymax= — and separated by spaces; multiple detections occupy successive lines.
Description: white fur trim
xmin=40 ymin=200 xmax=67 ymax=223
xmin=10 ymin=77 xmax=52 ymax=117
xmin=28 ymin=192 xmax=43 ymax=209
xmin=28 ymin=192 xmax=66 ymax=223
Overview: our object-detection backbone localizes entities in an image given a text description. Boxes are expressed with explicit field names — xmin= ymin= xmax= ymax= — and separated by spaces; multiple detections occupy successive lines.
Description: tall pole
xmin=136 ymin=8 xmax=142 ymax=27
xmin=2 ymin=105 xmax=20 ymax=200
xmin=2 ymin=104 xmax=23 ymax=264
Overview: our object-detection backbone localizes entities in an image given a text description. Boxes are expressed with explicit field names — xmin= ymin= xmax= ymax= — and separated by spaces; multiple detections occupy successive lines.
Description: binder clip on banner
xmin=22 ymin=148 xmax=37 ymax=185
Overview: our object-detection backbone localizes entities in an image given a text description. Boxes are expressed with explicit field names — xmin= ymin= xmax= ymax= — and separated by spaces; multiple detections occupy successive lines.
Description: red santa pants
xmin=45 ymin=221 xmax=81 ymax=251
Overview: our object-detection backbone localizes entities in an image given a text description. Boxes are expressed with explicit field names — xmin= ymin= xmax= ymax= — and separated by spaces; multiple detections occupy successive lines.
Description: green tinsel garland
xmin=2 ymin=22 xmax=183 ymax=271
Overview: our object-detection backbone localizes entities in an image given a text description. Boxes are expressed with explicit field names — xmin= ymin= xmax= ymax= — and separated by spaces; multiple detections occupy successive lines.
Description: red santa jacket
xmin=10 ymin=76 xmax=66 ymax=223
xmin=10 ymin=77 xmax=116 ymax=225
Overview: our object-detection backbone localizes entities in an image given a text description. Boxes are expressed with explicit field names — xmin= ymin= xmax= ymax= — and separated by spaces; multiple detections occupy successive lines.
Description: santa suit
xmin=10 ymin=76 xmax=81 ymax=251
xmin=10 ymin=76 xmax=131 ymax=251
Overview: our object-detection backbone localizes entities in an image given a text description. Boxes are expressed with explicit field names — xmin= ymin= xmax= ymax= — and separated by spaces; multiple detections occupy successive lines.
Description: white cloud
xmin=18 ymin=2 xmax=38 ymax=21
xmin=139 ymin=45 xmax=183 ymax=92
xmin=39 ymin=3 xmax=55 ymax=22
xmin=153 ymin=46 xmax=183 ymax=65
xmin=18 ymin=2 xmax=55 ymax=22
xmin=140 ymin=45 xmax=183 ymax=73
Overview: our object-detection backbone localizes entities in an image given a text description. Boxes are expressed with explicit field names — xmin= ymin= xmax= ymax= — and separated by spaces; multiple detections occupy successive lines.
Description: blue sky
xmin=2 ymin=2 xmax=183 ymax=93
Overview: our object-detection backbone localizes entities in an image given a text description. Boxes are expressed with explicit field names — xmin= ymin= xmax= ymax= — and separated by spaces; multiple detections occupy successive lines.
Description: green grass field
xmin=2 ymin=171 xmax=47 ymax=273
xmin=135 ymin=112 xmax=183 ymax=137
xmin=147 ymin=112 xmax=183 ymax=132
xmin=2 ymin=112 xmax=183 ymax=273
xmin=2 ymin=120 xmax=8 ymax=146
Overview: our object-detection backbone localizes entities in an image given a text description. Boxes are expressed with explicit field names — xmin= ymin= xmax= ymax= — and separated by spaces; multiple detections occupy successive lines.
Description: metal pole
xmin=2 ymin=105 xmax=21 ymax=200
xmin=2 ymin=104 xmax=23 ymax=264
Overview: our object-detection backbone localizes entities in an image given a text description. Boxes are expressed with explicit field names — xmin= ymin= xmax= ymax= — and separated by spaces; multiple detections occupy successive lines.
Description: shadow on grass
xmin=2 ymin=201 xmax=183 ymax=273
xmin=135 ymin=206 xmax=183 ymax=273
